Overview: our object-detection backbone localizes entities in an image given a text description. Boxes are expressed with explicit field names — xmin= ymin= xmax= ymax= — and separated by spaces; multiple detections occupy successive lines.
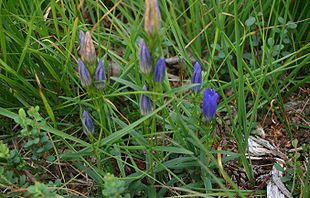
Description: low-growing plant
xmin=0 ymin=0 xmax=308 ymax=197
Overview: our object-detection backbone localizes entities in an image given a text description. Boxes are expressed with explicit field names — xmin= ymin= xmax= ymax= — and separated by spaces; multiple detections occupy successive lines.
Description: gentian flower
xmin=78 ymin=59 xmax=92 ymax=87
xmin=154 ymin=57 xmax=166 ymax=82
xmin=203 ymin=88 xmax=219 ymax=121
xmin=79 ymin=31 xmax=96 ymax=64
xmin=140 ymin=85 xmax=152 ymax=115
xmin=144 ymin=0 xmax=161 ymax=34
xmin=82 ymin=110 xmax=94 ymax=134
xmin=191 ymin=62 xmax=202 ymax=92
xmin=139 ymin=39 xmax=152 ymax=74
xmin=95 ymin=59 xmax=106 ymax=89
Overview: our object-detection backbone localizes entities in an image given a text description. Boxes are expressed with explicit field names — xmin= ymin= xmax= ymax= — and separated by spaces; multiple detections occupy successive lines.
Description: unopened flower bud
xmin=82 ymin=110 xmax=94 ymax=134
xmin=139 ymin=39 xmax=152 ymax=74
xmin=140 ymin=85 xmax=153 ymax=115
xmin=191 ymin=62 xmax=202 ymax=93
xmin=154 ymin=57 xmax=166 ymax=82
xmin=79 ymin=31 xmax=96 ymax=64
xmin=78 ymin=59 xmax=92 ymax=87
xmin=95 ymin=59 xmax=106 ymax=89
xmin=203 ymin=88 xmax=219 ymax=121
xmin=144 ymin=0 xmax=161 ymax=34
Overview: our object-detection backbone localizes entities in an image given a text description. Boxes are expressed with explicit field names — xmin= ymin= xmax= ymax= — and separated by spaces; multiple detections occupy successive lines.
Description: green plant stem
xmin=91 ymin=88 xmax=107 ymax=176
xmin=193 ymin=93 xmax=199 ymax=137
xmin=233 ymin=0 xmax=254 ymax=181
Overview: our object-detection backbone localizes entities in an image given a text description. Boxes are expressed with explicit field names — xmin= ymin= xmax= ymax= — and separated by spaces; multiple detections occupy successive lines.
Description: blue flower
xmin=139 ymin=39 xmax=152 ymax=74
xmin=82 ymin=110 xmax=94 ymax=134
xmin=191 ymin=62 xmax=202 ymax=92
xmin=154 ymin=57 xmax=166 ymax=82
xmin=203 ymin=88 xmax=219 ymax=121
xmin=140 ymin=85 xmax=152 ymax=115
xmin=78 ymin=59 xmax=92 ymax=87
xmin=95 ymin=59 xmax=106 ymax=89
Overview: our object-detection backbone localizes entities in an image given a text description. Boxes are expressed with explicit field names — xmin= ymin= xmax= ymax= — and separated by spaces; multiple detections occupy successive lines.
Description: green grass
xmin=0 ymin=0 xmax=309 ymax=197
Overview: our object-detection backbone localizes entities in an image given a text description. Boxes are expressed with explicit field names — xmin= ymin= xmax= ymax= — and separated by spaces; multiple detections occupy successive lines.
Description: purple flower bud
xmin=79 ymin=31 xmax=85 ymax=48
xmin=139 ymin=39 xmax=152 ymax=74
xmin=154 ymin=57 xmax=166 ymax=82
xmin=82 ymin=110 xmax=94 ymax=134
xmin=140 ymin=85 xmax=152 ymax=115
xmin=95 ymin=59 xmax=106 ymax=89
xmin=191 ymin=62 xmax=202 ymax=92
xmin=79 ymin=31 xmax=96 ymax=64
xmin=78 ymin=59 xmax=92 ymax=87
xmin=144 ymin=0 xmax=161 ymax=34
xmin=203 ymin=88 xmax=219 ymax=121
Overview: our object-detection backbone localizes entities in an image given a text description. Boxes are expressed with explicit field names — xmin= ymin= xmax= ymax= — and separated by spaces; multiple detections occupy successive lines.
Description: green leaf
xmin=59 ymin=150 xmax=94 ymax=160
xmin=13 ymin=156 xmax=21 ymax=164
xmin=146 ymin=186 xmax=157 ymax=198
xmin=283 ymin=36 xmax=291 ymax=44
xmin=287 ymin=168 xmax=294 ymax=174
xmin=36 ymin=147 xmax=44 ymax=153
xmin=245 ymin=16 xmax=255 ymax=27
xmin=153 ymin=146 xmax=193 ymax=155
xmin=267 ymin=38 xmax=274 ymax=46
xmin=19 ymin=175 xmax=27 ymax=186
xmin=278 ymin=17 xmax=285 ymax=24
xmin=287 ymin=21 xmax=297 ymax=29
xmin=26 ymin=182 xmax=57 ymax=198
xmin=33 ymin=138 xmax=40 ymax=144
xmin=281 ymin=51 xmax=290 ymax=57
xmin=275 ymin=28 xmax=281 ymax=33
xmin=211 ymin=43 xmax=221 ymax=51
xmin=43 ymin=142 xmax=53 ymax=151
xmin=18 ymin=108 xmax=26 ymax=119
xmin=274 ymin=163 xmax=285 ymax=172
xmin=272 ymin=50 xmax=279 ymax=57
xmin=273 ymin=44 xmax=284 ymax=51
xmin=0 ymin=141 xmax=9 ymax=159
xmin=292 ymin=138 xmax=298 ymax=148
xmin=46 ymin=155 xmax=55 ymax=162
xmin=40 ymin=134 xmax=49 ymax=143
xmin=23 ymin=140 xmax=34 ymax=148
xmin=218 ymin=51 xmax=225 ymax=59
xmin=39 ymin=89 xmax=56 ymax=127
xmin=281 ymin=176 xmax=292 ymax=183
